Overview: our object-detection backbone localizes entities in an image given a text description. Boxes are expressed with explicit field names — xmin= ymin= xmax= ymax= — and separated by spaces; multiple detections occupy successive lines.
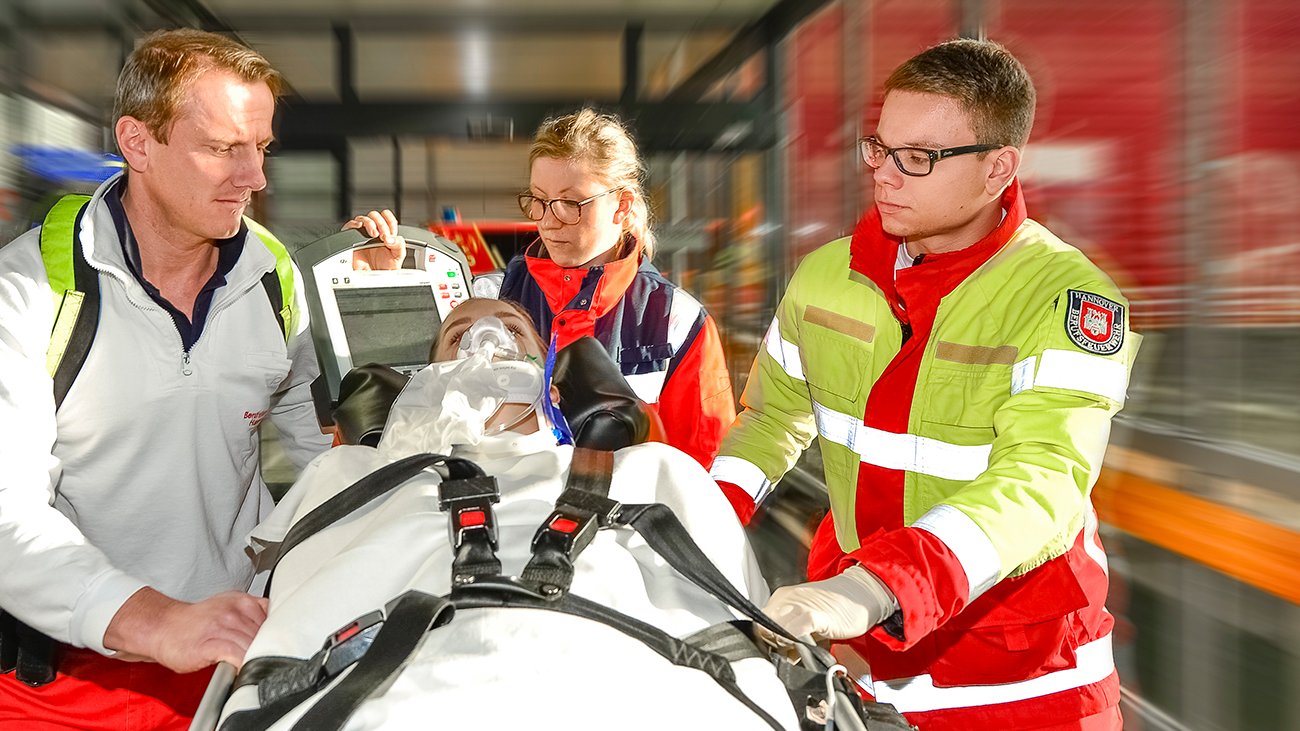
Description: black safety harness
xmin=219 ymin=448 xmax=914 ymax=731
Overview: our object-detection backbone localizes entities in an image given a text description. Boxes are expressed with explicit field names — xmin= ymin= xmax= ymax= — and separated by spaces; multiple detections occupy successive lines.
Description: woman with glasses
xmin=477 ymin=108 xmax=735 ymax=470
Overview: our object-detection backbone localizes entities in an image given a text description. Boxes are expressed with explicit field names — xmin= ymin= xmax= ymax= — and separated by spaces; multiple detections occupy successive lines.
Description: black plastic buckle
xmin=553 ymin=488 xmax=621 ymax=527
xmin=318 ymin=609 xmax=385 ymax=679
xmin=438 ymin=476 xmax=500 ymax=552
xmin=531 ymin=506 xmax=600 ymax=561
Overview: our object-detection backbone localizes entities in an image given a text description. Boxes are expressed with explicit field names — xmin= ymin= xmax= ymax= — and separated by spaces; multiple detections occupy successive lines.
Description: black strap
xmin=0 ymin=611 xmax=58 ymax=687
xmin=437 ymin=475 xmax=503 ymax=581
xmin=683 ymin=621 xmax=767 ymax=664
xmin=451 ymin=581 xmax=786 ymax=731
xmin=266 ymin=453 xmax=482 ymax=595
xmin=289 ymin=591 xmax=453 ymax=731
xmin=222 ymin=594 xmax=451 ymax=731
xmin=520 ymin=448 xmax=617 ymax=594
xmin=258 ymin=270 xmax=285 ymax=337
xmin=615 ymin=502 xmax=798 ymax=644
xmin=52 ymin=201 xmax=98 ymax=411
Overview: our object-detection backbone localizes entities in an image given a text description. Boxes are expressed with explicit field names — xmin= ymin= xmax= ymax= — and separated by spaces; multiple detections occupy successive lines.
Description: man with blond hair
xmin=0 ymin=29 xmax=331 ymax=727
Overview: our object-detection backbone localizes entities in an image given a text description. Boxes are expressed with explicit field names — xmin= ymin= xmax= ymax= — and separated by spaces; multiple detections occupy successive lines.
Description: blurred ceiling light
xmin=463 ymin=28 xmax=490 ymax=99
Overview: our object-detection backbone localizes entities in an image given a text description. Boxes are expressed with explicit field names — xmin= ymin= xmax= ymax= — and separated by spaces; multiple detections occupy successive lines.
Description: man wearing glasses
xmin=711 ymin=39 xmax=1139 ymax=730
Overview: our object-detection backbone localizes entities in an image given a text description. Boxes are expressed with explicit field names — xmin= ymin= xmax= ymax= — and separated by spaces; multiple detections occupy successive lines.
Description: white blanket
xmin=220 ymin=426 xmax=799 ymax=730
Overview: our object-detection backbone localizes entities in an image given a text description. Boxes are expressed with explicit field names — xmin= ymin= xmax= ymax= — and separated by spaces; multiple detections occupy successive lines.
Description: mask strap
xmin=542 ymin=332 xmax=574 ymax=446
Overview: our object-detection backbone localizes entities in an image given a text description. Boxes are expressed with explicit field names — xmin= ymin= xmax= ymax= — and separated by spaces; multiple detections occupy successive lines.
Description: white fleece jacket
xmin=0 ymin=173 xmax=331 ymax=653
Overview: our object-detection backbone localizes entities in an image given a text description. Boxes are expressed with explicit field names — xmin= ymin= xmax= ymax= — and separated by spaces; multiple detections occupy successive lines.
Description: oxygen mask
xmin=457 ymin=316 xmax=523 ymax=361
xmin=379 ymin=320 xmax=552 ymax=458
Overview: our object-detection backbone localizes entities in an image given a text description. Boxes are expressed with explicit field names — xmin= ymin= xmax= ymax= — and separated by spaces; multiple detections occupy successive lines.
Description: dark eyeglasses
xmin=859 ymin=136 xmax=1003 ymax=177
xmin=517 ymin=187 xmax=622 ymax=225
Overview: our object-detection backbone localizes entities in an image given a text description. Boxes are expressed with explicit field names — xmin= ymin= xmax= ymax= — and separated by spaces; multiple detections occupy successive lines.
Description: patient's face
xmin=433 ymin=298 xmax=545 ymax=363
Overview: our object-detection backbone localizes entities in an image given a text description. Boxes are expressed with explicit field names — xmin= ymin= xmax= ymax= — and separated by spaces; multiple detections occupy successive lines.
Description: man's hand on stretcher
xmin=103 ymin=586 xmax=268 ymax=672
xmin=756 ymin=565 xmax=899 ymax=650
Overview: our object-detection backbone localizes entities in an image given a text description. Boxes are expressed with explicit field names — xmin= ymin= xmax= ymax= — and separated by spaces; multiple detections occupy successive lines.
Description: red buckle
xmin=459 ymin=509 xmax=487 ymax=528
xmin=550 ymin=516 xmax=579 ymax=534
xmin=333 ymin=621 xmax=362 ymax=644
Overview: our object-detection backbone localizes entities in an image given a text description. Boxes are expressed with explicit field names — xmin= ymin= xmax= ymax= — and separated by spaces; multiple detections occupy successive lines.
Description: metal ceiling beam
xmin=183 ymin=12 xmax=763 ymax=34
xmin=274 ymin=100 xmax=775 ymax=152
xmin=664 ymin=0 xmax=831 ymax=104
xmin=142 ymin=0 xmax=235 ymax=33
xmin=621 ymin=22 xmax=643 ymax=105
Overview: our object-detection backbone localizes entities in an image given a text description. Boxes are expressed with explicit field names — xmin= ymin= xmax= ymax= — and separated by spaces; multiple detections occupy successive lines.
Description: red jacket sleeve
xmin=653 ymin=314 xmax=736 ymax=469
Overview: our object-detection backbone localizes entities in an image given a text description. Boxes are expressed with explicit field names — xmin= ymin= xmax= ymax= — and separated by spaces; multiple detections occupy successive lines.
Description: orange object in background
xmin=430 ymin=221 xmax=537 ymax=275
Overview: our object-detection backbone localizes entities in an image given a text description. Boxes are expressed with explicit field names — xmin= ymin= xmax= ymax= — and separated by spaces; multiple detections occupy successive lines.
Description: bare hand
xmin=344 ymin=209 xmax=405 ymax=271
xmin=104 ymin=587 xmax=269 ymax=673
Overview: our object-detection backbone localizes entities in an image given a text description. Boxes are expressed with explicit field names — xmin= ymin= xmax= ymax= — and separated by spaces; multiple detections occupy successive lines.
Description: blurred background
xmin=1 ymin=0 xmax=1297 ymax=728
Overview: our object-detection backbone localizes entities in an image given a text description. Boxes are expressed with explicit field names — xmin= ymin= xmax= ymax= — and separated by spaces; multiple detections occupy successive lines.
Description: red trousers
xmin=0 ymin=647 xmax=214 ymax=731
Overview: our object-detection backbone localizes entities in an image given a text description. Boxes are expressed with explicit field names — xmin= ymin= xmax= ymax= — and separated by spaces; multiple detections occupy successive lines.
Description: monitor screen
xmin=335 ymin=285 xmax=440 ymax=369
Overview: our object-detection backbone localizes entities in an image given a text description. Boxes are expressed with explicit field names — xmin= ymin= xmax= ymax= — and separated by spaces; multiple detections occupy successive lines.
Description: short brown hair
xmin=530 ymin=108 xmax=656 ymax=259
xmin=885 ymin=39 xmax=1036 ymax=148
xmin=113 ymin=29 xmax=283 ymax=144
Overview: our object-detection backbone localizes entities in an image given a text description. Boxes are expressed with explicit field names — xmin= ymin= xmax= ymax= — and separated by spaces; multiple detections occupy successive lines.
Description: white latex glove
xmin=758 ymin=565 xmax=899 ymax=649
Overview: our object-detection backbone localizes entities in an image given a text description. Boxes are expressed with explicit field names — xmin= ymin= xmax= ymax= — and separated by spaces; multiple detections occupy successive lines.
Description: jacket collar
xmin=523 ymin=237 xmax=642 ymax=317
xmin=82 ymin=172 xmax=273 ymax=292
xmin=849 ymin=178 xmax=1028 ymax=325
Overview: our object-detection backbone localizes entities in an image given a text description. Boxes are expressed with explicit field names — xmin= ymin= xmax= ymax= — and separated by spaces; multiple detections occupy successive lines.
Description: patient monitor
xmin=296 ymin=227 xmax=473 ymax=419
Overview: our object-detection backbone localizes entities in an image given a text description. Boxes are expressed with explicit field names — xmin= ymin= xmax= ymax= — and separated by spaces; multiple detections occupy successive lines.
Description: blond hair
xmin=885 ymin=39 xmax=1036 ymax=149
xmin=529 ymin=108 xmax=656 ymax=259
xmin=113 ymin=29 xmax=283 ymax=145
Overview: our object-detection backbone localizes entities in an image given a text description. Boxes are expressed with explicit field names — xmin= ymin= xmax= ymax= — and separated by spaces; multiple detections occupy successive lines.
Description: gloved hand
xmin=758 ymin=564 xmax=899 ymax=648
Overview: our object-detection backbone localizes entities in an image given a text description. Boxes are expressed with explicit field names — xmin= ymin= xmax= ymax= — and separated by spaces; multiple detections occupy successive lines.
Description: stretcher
xmin=188 ymin=345 xmax=914 ymax=730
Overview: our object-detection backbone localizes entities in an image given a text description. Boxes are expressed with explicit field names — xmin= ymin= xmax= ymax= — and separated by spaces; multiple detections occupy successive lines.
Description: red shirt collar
xmin=523 ymin=239 xmax=643 ymax=317
xmin=849 ymin=179 xmax=1028 ymax=323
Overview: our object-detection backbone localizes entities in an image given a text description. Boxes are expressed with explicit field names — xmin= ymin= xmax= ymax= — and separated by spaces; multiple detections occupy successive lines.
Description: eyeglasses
xmin=859 ymin=136 xmax=1003 ymax=177
xmin=517 ymin=187 xmax=622 ymax=225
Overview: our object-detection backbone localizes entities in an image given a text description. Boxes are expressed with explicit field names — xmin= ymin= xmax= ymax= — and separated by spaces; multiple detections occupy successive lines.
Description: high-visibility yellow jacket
xmin=712 ymin=181 xmax=1140 ymax=728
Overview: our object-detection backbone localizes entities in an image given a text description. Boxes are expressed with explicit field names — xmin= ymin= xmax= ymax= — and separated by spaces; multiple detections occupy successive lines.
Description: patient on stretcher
xmin=217 ymin=298 xmax=802 ymax=730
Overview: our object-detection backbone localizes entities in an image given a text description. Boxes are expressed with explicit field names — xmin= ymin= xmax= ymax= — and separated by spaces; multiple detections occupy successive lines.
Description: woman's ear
xmin=549 ymin=384 xmax=561 ymax=405
xmin=612 ymin=190 xmax=634 ymax=225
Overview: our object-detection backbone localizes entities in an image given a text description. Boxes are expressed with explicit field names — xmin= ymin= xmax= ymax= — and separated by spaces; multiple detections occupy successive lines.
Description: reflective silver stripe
xmin=666 ymin=287 xmax=701 ymax=354
xmin=1082 ymin=508 xmax=1108 ymax=577
xmin=1012 ymin=350 xmax=1128 ymax=404
xmin=912 ymin=504 xmax=1001 ymax=602
xmin=624 ymin=370 xmax=668 ymax=404
xmin=858 ymin=633 xmax=1115 ymax=713
xmin=623 ymin=288 xmax=705 ymax=404
xmin=1035 ymin=349 xmax=1128 ymax=404
xmin=763 ymin=316 xmax=804 ymax=381
xmin=709 ymin=456 xmax=773 ymax=503
xmin=812 ymin=402 xmax=992 ymax=481
xmin=1011 ymin=356 xmax=1037 ymax=395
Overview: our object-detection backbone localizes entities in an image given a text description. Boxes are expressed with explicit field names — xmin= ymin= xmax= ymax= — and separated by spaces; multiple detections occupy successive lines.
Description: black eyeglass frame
xmin=859 ymin=136 xmax=1004 ymax=177
xmin=517 ymin=187 xmax=623 ymax=225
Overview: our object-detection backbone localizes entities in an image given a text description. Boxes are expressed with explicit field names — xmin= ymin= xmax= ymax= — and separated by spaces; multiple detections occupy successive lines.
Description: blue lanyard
xmin=541 ymin=332 xmax=574 ymax=446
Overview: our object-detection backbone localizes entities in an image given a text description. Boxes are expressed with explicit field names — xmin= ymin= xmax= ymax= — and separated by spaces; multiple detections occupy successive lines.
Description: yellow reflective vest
xmin=712 ymin=181 xmax=1140 ymax=719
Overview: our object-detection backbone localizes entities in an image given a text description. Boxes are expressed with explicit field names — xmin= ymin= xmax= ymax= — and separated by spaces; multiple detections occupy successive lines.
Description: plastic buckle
xmin=318 ymin=609 xmax=385 ymax=679
xmin=446 ymin=499 xmax=499 ymax=551
xmin=553 ymin=488 xmax=620 ymax=527
xmin=438 ymin=476 xmax=501 ymax=552
xmin=531 ymin=506 xmax=599 ymax=560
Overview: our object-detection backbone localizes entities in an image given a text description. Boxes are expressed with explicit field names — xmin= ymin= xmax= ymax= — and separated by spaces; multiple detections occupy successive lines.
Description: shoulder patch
xmin=1065 ymin=290 xmax=1124 ymax=355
